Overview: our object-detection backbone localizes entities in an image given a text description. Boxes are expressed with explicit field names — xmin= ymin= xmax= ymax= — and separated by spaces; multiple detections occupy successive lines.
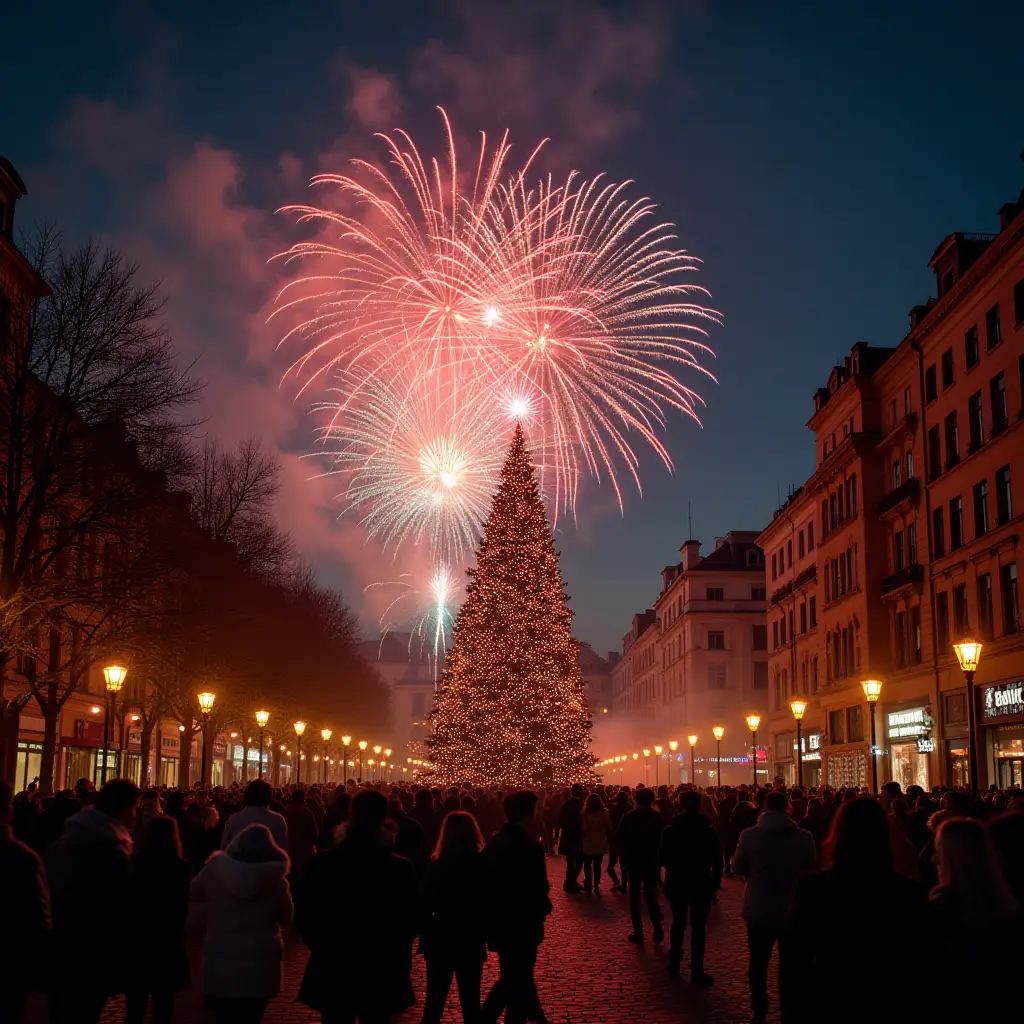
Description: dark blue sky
xmin=3 ymin=1 xmax=1022 ymax=651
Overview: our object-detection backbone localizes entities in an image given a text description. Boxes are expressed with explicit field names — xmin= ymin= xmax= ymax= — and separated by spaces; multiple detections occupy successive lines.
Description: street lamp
xmin=790 ymin=699 xmax=807 ymax=788
xmin=368 ymin=758 xmax=375 ymax=781
xmin=385 ymin=748 xmax=392 ymax=783
xmin=642 ymin=748 xmax=651 ymax=786
xmin=712 ymin=725 xmax=724 ymax=788
xmin=358 ymin=740 xmax=368 ymax=781
xmin=687 ymin=734 xmax=698 ymax=785
xmin=746 ymin=714 xmax=761 ymax=790
xmin=668 ymin=740 xmax=678 ymax=787
xmin=861 ymin=679 xmax=883 ymax=795
xmin=255 ymin=710 xmax=269 ymax=780
xmin=954 ymin=637 xmax=984 ymax=797
xmin=341 ymin=735 xmax=351 ymax=783
xmin=653 ymin=745 xmax=663 ymax=787
xmin=101 ymin=665 xmax=127 ymax=785
xmin=321 ymin=728 xmax=332 ymax=784
xmin=197 ymin=691 xmax=216 ymax=788
xmin=293 ymin=720 xmax=307 ymax=784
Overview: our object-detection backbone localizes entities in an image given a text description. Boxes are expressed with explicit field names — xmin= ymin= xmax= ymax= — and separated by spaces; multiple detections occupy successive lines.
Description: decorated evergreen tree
xmin=426 ymin=425 xmax=596 ymax=786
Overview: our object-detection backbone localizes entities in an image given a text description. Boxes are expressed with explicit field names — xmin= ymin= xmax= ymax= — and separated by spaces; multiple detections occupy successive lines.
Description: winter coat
xmin=615 ymin=805 xmax=664 ymax=871
xmin=0 ymin=825 xmax=51 ymax=992
xmin=731 ymin=810 xmax=817 ymax=930
xmin=45 ymin=806 xmax=133 ymax=994
xmin=581 ymin=807 xmax=613 ymax=856
xmin=557 ymin=797 xmax=583 ymax=855
xmin=126 ymin=853 xmax=191 ymax=991
xmin=297 ymin=829 xmax=419 ymax=1016
xmin=420 ymin=847 xmax=488 ymax=963
xmin=659 ymin=811 xmax=723 ymax=902
xmin=219 ymin=805 xmax=288 ymax=851
xmin=282 ymin=803 xmax=318 ymax=873
xmin=481 ymin=822 xmax=552 ymax=951
xmin=191 ymin=851 xmax=293 ymax=998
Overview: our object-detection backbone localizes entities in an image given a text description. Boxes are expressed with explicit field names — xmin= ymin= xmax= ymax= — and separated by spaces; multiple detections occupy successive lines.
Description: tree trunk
xmin=140 ymin=717 xmax=156 ymax=788
xmin=0 ymin=699 xmax=20 ymax=786
xmin=38 ymin=706 xmax=60 ymax=796
xmin=178 ymin=727 xmax=193 ymax=789
xmin=240 ymin=738 xmax=249 ymax=784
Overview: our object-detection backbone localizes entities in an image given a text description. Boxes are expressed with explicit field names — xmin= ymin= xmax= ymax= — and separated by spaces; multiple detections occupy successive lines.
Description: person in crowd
xmin=319 ymin=788 xmax=351 ymax=849
xmin=409 ymin=786 xmax=442 ymax=848
xmin=46 ymin=778 xmax=139 ymax=1024
xmin=0 ymin=779 xmax=51 ymax=1022
xmin=557 ymin=784 xmax=585 ymax=893
xmin=606 ymin=788 xmax=632 ymax=893
xmin=282 ymin=788 xmax=318 ymax=877
xmin=656 ymin=784 xmax=674 ymax=823
xmin=716 ymin=787 xmax=737 ymax=875
xmin=580 ymin=791 xmax=613 ymax=893
xmin=184 ymin=790 xmax=221 ymax=872
xmin=192 ymin=823 xmax=294 ymax=1024
xmin=220 ymin=779 xmax=288 ymax=851
xmin=929 ymin=817 xmax=1020 ymax=1016
xmin=33 ymin=788 xmax=81 ymax=853
xmin=798 ymin=796 xmax=827 ymax=856
xmin=732 ymin=789 xmax=816 ymax=1022
xmin=480 ymin=790 xmax=552 ymax=1024
xmin=782 ymin=798 xmax=927 ymax=1023
xmin=390 ymin=795 xmax=431 ymax=878
xmin=726 ymin=790 xmax=756 ymax=869
xmin=987 ymin=810 xmax=1024 ymax=905
xmin=659 ymin=790 xmax=721 ymax=986
xmin=297 ymin=790 xmax=419 ymax=1023
xmin=615 ymin=787 xmax=664 ymax=945
xmin=420 ymin=811 xmax=488 ymax=1024
xmin=125 ymin=815 xmax=191 ymax=1024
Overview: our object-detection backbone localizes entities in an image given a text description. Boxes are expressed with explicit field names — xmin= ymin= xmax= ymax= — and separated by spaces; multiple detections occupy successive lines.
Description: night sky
xmin=3 ymin=1 xmax=1022 ymax=652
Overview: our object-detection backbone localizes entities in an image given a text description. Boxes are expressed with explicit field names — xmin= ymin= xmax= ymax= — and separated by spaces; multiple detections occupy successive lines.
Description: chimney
xmin=680 ymin=539 xmax=701 ymax=570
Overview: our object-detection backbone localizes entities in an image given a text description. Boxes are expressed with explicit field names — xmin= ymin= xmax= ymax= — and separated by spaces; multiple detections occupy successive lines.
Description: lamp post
xmin=358 ymin=740 xmax=368 ymax=782
xmin=631 ymin=752 xmax=639 ymax=783
xmin=953 ymin=637 xmax=984 ymax=797
xmin=321 ymin=728 xmax=332 ymax=784
xmin=790 ymin=700 xmax=807 ymax=788
xmin=861 ymin=679 xmax=883 ymax=795
xmin=668 ymin=740 xmax=678 ymax=787
xmin=255 ymin=710 xmax=269 ymax=780
xmin=385 ymin=749 xmax=392 ymax=784
xmin=687 ymin=735 xmax=698 ymax=785
xmin=653 ymin=745 xmax=663 ymax=787
xmin=293 ymin=720 xmax=306 ymax=784
xmin=642 ymin=748 xmax=651 ymax=786
xmin=197 ymin=691 xmax=216 ymax=788
xmin=373 ymin=745 xmax=383 ymax=784
xmin=101 ymin=665 xmax=127 ymax=785
xmin=712 ymin=725 xmax=724 ymax=790
xmin=746 ymin=715 xmax=761 ymax=790
xmin=341 ymin=735 xmax=351 ymax=784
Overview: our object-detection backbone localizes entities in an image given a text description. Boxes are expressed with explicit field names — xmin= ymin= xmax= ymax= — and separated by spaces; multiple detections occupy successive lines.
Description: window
xmin=798 ymin=530 xmax=805 ymax=559
xmin=903 ymin=386 xmax=912 ymax=414
xmin=801 ymin=660 xmax=808 ymax=694
xmin=809 ymin=595 xmax=817 ymax=628
xmin=807 ymin=521 xmax=814 ymax=550
xmin=893 ymin=529 xmax=905 ymax=571
xmin=953 ymin=583 xmax=969 ymax=638
xmin=773 ymin=675 xmax=781 ymax=710
xmin=990 ymin=373 xmax=1007 ymax=434
xmin=780 ymin=615 xmax=787 ymax=644
xmin=941 ymin=348 xmax=955 ymax=389
xmin=851 ymin=474 xmax=858 ymax=516
xmin=847 ymin=705 xmax=865 ymax=743
xmin=933 ymin=506 xmax=946 ymax=558
xmin=965 ymin=325 xmax=980 ymax=369
xmin=753 ymin=661 xmax=768 ymax=689
xmin=799 ymin=602 xmax=807 ymax=633
xmin=1002 ymin=563 xmax=1019 ymax=635
xmin=892 ymin=459 xmax=902 ymax=489
xmin=894 ymin=609 xmax=907 ymax=668
xmin=708 ymin=665 xmax=726 ymax=689
xmin=978 ymin=573 xmax=994 ymax=641
xmin=985 ymin=303 xmax=1002 ymax=350
xmin=706 ymin=587 xmax=724 ymax=601
xmin=707 ymin=630 xmax=725 ymax=650
xmin=772 ymin=621 xmax=779 ymax=649
xmin=752 ymin=625 xmax=767 ymax=650
xmin=925 ymin=364 xmax=937 ymax=404
xmin=937 ymin=591 xmax=950 ymax=651
xmin=995 ymin=466 xmax=1013 ymax=525
xmin=771 ymin=553 xmax=777 ymax=580
xmin=752 ymin=585 xmax=766 ymax=601
xmin=812 ymin=656 xmax=819 ymax=692
xmin=787 ymin=540 xmax=793 ymax=568
xmin=944 ymin=412 xmax=959 ymax=467
xmin=821 ymin=499 xmax=829 ymax=538
xmin=950 ymin=496 xmax=964 ymax=550
xmin=911 ymin=605 xmax=922 ymax=664
xmin=974 ymin=480 xmax=989 ymax=537
xmin=907 ymin=521 xmax=918 ymax=564
xmin=907 ymin=451 xmax=914 ymax=479
xmin=928 ymin=425 xmax=942 ymax=480
xmin=968 ymin=391 xmax=985 ymax=450
xmin=829 ymin=709 xmax=846 ymax=745
xmin=1014 ymin=279 xmax=1024 ymax=325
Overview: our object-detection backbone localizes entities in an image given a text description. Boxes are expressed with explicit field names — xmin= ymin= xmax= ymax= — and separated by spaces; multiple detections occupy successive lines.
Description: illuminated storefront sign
xmin=887 ymin=708 xmax=929 ymax=739
xmin=982 ymin=680 xmax=1024 ymax=722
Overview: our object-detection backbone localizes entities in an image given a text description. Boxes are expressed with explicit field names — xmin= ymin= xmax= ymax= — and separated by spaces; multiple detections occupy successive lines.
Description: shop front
xmin=885 ymin=705 xmax=934 ymax=791
xmin=210 ymin=738 xmax=228 ymax=787
xmin=824 ymin=748 xmax=869 ymax=789
xmin=772 ymin=729 xmax=822 ymax=788
xmin=981 ymin=678 xmax=1024 ymax=790
xmin=159 ymin=733 xmax=180 ymax=787
xmin=63 ymin=718 xmax=117 ymax=789
xmin=941 ymin=689 xmax=970 ymax=788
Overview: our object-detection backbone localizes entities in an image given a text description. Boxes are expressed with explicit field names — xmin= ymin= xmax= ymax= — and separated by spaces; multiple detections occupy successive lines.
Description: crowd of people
xmin=2 ymin=771 xmax=1022 ymax=1023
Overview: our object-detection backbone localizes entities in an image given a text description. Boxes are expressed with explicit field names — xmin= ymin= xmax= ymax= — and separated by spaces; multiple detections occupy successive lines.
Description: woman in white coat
xmin=191 ymin=823 xmax=294 ymax=1024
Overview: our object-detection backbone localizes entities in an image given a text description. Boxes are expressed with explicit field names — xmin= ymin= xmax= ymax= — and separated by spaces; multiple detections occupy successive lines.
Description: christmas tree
xmin=426 ymin=425 xmax=596 ymax=787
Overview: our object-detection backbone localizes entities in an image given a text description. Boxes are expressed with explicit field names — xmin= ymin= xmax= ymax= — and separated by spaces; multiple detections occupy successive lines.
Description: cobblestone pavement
xmin=28 ymin=865 xmax=775 ymax=1023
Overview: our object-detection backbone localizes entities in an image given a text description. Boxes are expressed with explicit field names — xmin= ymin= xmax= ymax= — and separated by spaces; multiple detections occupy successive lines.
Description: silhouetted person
xmin=580 ymin=791 xmax=613 ymax=893
xmin=298 ymin=789 xmax=419 ymax=1023
xmin=283 ymin=788 xmax=318 ymax=877
xmin=193 ymin=824 xmax=294 ymax=1024
xmin=606 ymin=789 xmax=631 ymax=892
xmin=615 ymin=787 xmax=664 ymax=944
xmin=390 ymin=797 xmax=431 ymax=878
xmin=420 ymin=811 xmax=488 ymax=1024
xmin=797 ymin=796 xmax=827 ymax=857
xmin=125 ymin=815 xmax=191 ymax=1024
xmin=557 ymin=784 xmax=585 ymax=892
xmin=409 ymin=787 xmax=442 ymax=848
xmin=732 ymin=789 xmax=816 ymax=1022
xmin=220 ymin=779 xmax=288 ymax=851
xmin=987 ymin=810 xmax=1024 ymax=906
xmin=480 ymin=790 xmax=552 ymax=1024
xmin=46 ymin=778 xmax=139 ymax=1024
xmin=659 ymin=790 xmax=721 ymax=985
xmin=0 ymin=779 xmax=51 ymax=1022
xmin=319 ymin=789 xmax=350 ymax=849
xmin=782 ymin=798 xmax=926 ymax=1023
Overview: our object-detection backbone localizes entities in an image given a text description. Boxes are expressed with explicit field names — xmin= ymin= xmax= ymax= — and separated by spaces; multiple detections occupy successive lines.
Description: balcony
xmin=876 ymin=477 xmax=921 ymax=519
xmin=768 ymin=564 xmax=818 ymax=608
xmin=881 ymin=562 xmax=924 ymax=598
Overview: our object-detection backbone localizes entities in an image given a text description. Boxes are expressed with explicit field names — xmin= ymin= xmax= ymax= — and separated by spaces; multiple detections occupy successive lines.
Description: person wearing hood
xmin=192 ymin=823 xmax=294 ymax=1023
xmin=659 ymin=790 xmax=722 ymax=986
xmin=46 ymin=778 xmax=139 ymax=1024
xmin=731 ymin=789 xmax=816 ymax=1024
xmin=220 ymin=779 xmax=288 ymax=852
xmin=297 ymin=789 xmax=419 ymax=1023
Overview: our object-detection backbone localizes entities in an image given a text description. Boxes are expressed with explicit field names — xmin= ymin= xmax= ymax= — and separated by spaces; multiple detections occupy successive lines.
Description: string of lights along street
xmin=426 ymin=426 xmax=596 ymax=787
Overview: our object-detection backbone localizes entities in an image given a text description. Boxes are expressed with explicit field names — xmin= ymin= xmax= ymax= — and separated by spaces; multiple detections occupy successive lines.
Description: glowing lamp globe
xmin=632 ymin=752 xmax=639 ymax=761
xmin=643 ymin=748 xmax=651 ymax=757
xmin=688 ymin=734 xmax=698 ymax=748
xmin=358 ymin=740 xmax=368 ymax=751
xmin=385 ymin=748 xmax=392 ymax=757
xmin=255 ymin=710 xmax=270 ymax=728
xmin=342 ymin=735 xmax=352 ymax=746
xmin=953 ymin=638 xmax=983 ymax=675
xmin=293 ymin=720 xmax=307 ymax=737
xmin=103 ymin=665 xmax=128 ymax=693
xmin=373 ymin=745 xmax=382 ymax=755
xmin=321 ymin=728 xmax=333 ymax=742
xmin=861 ymin=679 xmax=883 ymax=703
xmin=197 ymin=692 xmax=216 ymax=714
xmin=654 ymin=745 xmax=663 ymax=756
xmin=712 ymin=725 xmax=725 ymax=741
xmin=668 ymin=740 xmax=679 ymax=753
xmin=790 ymin=699 xmax=808 ymax=721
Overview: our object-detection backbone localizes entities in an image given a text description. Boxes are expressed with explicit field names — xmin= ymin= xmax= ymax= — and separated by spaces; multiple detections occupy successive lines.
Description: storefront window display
xmin=947 ymin=743 xmax=970 ymax=789
xmin=981 ymin=680 xmax=1024 ymax=790
xmin=15 ymin=742 xmax=42 ymax=791
xmin=886 ymin=706 xmax=932 ymax=790
xmin=825 ymin=750 xmax=867 ymax=788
